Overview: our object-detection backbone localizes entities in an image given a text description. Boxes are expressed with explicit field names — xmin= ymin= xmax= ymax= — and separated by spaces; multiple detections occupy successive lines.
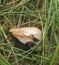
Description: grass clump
xmin=0 ymin=0 xmax=59 ymax=65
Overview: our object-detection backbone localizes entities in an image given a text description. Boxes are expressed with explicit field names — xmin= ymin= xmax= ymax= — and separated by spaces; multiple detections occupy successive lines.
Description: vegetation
xmin=0 ymin=0 xmax=59 ymax=65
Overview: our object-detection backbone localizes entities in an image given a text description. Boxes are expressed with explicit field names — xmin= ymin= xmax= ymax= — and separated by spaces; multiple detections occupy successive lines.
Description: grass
xmin=0 ymin=0 xmax=59 ymax=65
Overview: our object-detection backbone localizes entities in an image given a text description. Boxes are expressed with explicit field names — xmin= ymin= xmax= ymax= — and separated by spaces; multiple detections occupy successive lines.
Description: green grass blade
xmin=11 ymin=0 xmax=30 ymax=11
xmin=50 ymin=41 xmax=59 ymax=65
xmin=0 ymin=54 xmax=11 ymax=65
